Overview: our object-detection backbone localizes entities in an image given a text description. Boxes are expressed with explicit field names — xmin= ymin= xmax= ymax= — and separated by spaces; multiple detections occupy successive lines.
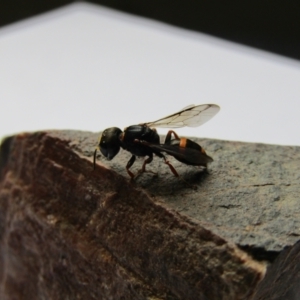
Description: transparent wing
xmin=143 ymin=104 xmax=220 ymax=128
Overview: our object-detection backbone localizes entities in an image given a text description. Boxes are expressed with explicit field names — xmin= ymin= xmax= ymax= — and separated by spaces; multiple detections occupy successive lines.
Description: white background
xmin=1 ymin=2 xmax=300 ymax=145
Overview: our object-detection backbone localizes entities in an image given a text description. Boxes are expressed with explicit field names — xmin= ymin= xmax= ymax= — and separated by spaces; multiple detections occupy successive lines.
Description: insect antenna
xmin=93 ymin=147 xmax=99 ymax=170
xmin=93 ymin=134 xmax=103 ymax=170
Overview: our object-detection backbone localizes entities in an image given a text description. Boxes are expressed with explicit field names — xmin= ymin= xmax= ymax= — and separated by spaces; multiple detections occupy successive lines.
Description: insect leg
xmin=126 ymin=155 xmax=136 ymax=178
xmin=157 ymin=152 xmax=196 ymax=188
xmin=93 ymin=146 xmax=99 ymax=170
xmin=138 ymin=153 xmax=153 ymax=175
xmin=154 ymin=151 xmax=179 ymax=177
xmin=165 ymin=130 xmax=180 ymax=144
xmin=163 ymin=158 xmax=179 ymax=177
xmin=134 ymin=140 xmax=180 ymax=177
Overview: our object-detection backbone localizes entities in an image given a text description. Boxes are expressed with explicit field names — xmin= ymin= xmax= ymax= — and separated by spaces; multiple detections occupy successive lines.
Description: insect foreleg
xmin=126 ymin=155 xmax=136 ymax=178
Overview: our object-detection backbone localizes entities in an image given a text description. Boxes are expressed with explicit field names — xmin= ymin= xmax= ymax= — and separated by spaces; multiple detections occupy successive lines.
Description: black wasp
xmin=93 ymin=104 xmax=220 ymax=179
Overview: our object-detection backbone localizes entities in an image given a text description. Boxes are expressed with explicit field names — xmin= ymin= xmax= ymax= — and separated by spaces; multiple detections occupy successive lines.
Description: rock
xmin=251 ymin=241 xmax=300 ymax=300
xmin=78 ymin=130 xmax=300 ymax=255
xmin=2 ymin=129 xmax=298 ymax=299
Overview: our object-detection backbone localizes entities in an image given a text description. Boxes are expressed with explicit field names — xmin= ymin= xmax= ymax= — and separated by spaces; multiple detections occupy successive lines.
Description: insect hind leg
xmin=155 ymin=152 xmax=179 ymax=177
xmin=157 ymin=152 xmax=197 ymax=189
xmin=164 ymin=130 xmax=180 ymax=144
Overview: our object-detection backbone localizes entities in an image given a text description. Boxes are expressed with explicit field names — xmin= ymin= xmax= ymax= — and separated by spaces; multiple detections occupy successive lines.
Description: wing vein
xmin=143 ymin=104 xmax=220 ymax=128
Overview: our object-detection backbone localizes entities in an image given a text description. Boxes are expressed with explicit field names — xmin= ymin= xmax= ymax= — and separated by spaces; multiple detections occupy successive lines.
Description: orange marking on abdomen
xmin=179 ymin=138 xmax=187 ymax=148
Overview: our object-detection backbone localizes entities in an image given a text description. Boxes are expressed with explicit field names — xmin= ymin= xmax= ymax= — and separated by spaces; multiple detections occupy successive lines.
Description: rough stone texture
xmin=0 ymin=131 xmax=266 ymax=300
xmin=69 ymin=130 xmax=300 ymax=254
xmin=252 ymin=240 xmax=300 ymax=300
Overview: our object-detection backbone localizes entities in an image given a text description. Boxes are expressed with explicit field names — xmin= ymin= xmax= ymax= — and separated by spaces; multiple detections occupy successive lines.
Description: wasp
xmin=93 ymin=104 xmax=220 ymax=179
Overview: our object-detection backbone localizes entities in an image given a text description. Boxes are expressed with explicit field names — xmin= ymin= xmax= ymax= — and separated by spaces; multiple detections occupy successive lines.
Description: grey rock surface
xmin=70 ymin=130 xmax=300 ymax=254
